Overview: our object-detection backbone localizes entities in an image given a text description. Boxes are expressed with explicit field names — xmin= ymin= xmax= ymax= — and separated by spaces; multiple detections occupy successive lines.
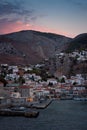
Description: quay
xmin=31 ymin=99 xmax=52 ymax=109
xmin=0 ymin=108 xmax=39 ymax=118
xmin=0 ymin=99 xmax=52 ymax=117
xmin=0 ymin=99 xmax=52 ymax=110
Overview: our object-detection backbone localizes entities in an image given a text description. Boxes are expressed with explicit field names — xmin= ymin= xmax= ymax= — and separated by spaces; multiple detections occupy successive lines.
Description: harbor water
xmin=0 ymin=100 xmax=87 ymax=130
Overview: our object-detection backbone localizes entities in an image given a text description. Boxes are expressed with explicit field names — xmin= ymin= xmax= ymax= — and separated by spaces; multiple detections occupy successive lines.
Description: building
xmin=19 ymin=86 xmax=34 ymax=99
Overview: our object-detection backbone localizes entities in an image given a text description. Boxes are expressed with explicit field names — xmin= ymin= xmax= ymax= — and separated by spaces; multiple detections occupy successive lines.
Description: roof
xmin=20 ymin=86 xmax=33 ymax=89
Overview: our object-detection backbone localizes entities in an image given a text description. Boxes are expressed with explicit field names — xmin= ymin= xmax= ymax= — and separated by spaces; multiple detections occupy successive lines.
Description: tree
xmin=0 ymin=76 xmax=8 ymax=87
xmin=73 ymin=82 xmax=77 ymax=86
xmin=48 ymin=82 xmax=53 ymax=86
xmin=60 ymin=77 xmax=65 ymax=83
xmin=18 ymin=76 xmax=25 ymax=84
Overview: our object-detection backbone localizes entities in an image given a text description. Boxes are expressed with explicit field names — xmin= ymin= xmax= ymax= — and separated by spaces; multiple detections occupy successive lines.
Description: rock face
xmin=0 ymin=30 xmax=71 ymax=65
xmin=45 ymin=33 xmax=87 ymax=76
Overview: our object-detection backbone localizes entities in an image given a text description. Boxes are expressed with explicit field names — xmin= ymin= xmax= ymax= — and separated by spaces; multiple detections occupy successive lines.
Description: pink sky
xmin=0 ymin=21 xmax=74 ymax=37
xmin=0 ymin=0 xmax=87 ymax=38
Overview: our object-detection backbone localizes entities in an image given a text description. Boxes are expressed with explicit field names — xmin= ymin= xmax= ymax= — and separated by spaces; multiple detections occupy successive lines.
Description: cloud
xmin=67 ymin=0 xmax=87 ymax=10
xmin=0 ymin=0 xmax=26 ymax=15
xmin=0 ymin=0 xmax=39 ymax=25
xmin=0 ymin=0 xmax=46 ymax=34
xmin=0 ymin=0 xmax=47 ymax=34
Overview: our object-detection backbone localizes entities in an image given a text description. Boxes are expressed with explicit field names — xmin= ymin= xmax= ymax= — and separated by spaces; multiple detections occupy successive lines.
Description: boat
xmin=73 ymin=97 xmax=87 ymax=101
xmin=73 ymin=95 xmax=87 ymax=101
xmin=60 ymin=94 xmax=73 ymax=100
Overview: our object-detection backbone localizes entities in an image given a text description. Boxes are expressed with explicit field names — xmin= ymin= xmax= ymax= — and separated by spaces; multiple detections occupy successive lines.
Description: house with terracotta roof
xmin=19 ymin=85 xmax=34 ymax=99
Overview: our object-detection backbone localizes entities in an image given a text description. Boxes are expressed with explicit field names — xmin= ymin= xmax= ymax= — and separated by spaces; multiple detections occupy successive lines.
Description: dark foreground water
xmin=0 ymin=100 xmax=87 ymax=130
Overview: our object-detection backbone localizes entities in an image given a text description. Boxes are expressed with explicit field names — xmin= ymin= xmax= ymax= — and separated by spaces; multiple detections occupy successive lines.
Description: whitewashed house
xmin=10 ymin=92 xmax=21 ymax=98
xmin=8 ymin=66 xmax=18 ymax=73
xmin=47 ymin=78 xmax=57 ymax=85
xmin=70 ymin=75 xmax=84 ymax=85
xmin=72 ymin=86 xmax=86 ymax=95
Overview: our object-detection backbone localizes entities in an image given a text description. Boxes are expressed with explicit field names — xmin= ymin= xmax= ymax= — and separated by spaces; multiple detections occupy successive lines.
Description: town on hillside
xmin=0 ymin=50 xmax=87 ymax=108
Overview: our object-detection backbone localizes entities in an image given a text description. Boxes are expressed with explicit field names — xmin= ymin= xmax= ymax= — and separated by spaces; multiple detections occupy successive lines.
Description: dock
xmin=0 ymin=108 xmax=39 ymax=118
xmin=31 ymin=99 xmax=52 ymax=109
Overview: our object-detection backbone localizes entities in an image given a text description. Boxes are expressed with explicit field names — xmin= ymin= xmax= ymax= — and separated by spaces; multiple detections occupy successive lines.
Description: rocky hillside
xmin=46 ymin=33 xmax=87 ymax=76
xmin=66 ymin=33 xmax=87 ymax=52
xmin=0 ymin=30 xmax=71 ymax=65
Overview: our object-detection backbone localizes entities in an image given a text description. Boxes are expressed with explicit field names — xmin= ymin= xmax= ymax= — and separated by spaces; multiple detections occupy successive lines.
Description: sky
xmin=0 ymin=0 xmax=87 ymax=37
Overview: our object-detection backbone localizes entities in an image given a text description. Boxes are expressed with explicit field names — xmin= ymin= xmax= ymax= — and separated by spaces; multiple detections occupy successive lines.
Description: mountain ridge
xmin=66 ymin=33 xmax=87 ymax=52
xmin=0 ymin=30 xmax=71 ymax=64
xmin=0 ymin=30 xmax=86 ymax=65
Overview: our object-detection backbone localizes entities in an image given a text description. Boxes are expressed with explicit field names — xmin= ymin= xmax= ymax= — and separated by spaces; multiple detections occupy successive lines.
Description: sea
xmin=0 ymin=100 xmax=87 ymax=130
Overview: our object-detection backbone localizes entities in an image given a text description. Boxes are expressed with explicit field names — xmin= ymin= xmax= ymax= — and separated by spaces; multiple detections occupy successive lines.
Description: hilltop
xmin=66 ymin=33 xmax=87 ymax=52
xmin=0 ymin=30 xmax=71 ymax=65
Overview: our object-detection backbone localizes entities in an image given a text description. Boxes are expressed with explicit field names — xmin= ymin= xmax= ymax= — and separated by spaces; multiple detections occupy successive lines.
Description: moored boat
xmin=73 ymin=97 xmax=87 ymax=101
